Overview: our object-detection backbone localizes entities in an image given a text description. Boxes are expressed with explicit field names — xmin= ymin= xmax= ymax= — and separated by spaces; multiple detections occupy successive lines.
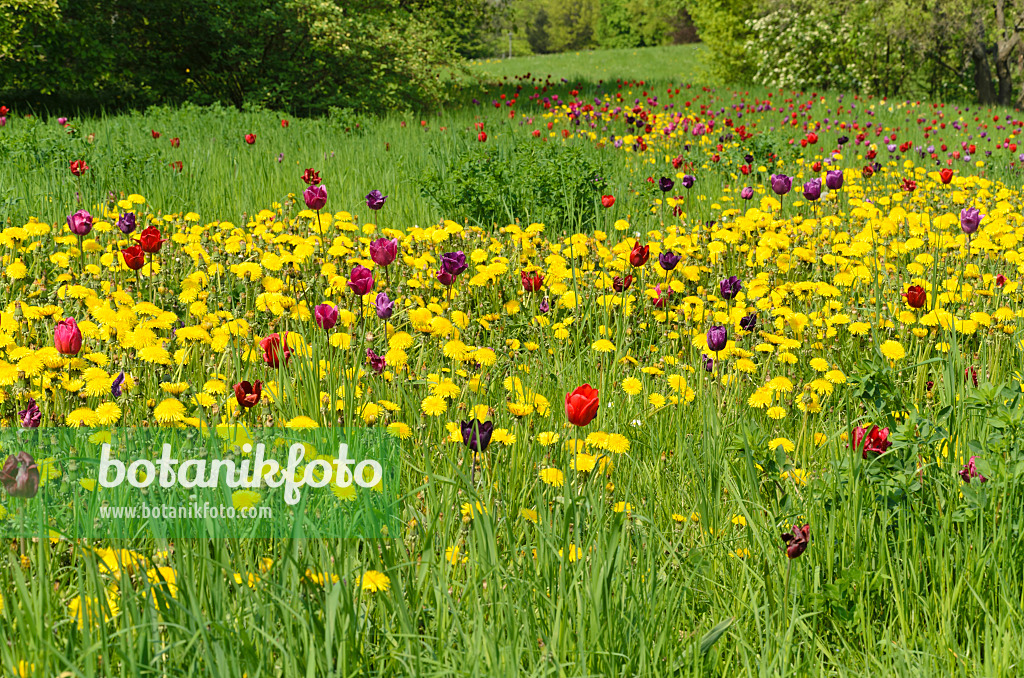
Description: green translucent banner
xmin=0 ymin=426 xmax=401 ymax=539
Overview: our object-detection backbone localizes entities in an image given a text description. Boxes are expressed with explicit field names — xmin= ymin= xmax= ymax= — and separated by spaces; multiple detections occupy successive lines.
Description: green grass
xmin=468 ymin=44 xmax=710 ymax=84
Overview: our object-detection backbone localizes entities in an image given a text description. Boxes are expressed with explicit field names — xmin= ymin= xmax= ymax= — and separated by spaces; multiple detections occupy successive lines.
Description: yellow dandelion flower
xmin=539 ymin=467 xmax=564 ymax=487
xmin=153 ymin=399 xmax=185 ymax=424
xmin=360 ymin=570 xmax=390 ymax=592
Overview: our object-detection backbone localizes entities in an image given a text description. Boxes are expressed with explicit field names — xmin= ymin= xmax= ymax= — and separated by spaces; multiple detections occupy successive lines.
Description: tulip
xmin=365 ymin=190 xmax=387 ymax=210
xmin=802 ymin=178 xmax=822 ymax=201
xmin=57 ymin=117 xmax=68 ymax=126
xmin=770 ymin=174 xmax=792 ymax=196
xmin=851 ymin=425 xmax=891 ymax=458
xmin=19 ymin=398 xmax=41 ymax=428
xmin=629 ymin=241 xmax=650 ymax=267
xmin=601 ymin=195 xmax=615 ymax=208
xmin=137 ymin=226 xmax=166 ymax=254
xmin=440 ymin=251 xmax=468 ymax=277
xmin=739 ymin=313 xmax=757 ymax=332
xmin=302 ymin=168 xmax=321 ymax=185
xmin=681 ymin=174 xmax=695 ymax=189
xmin=720 ymin=276 xmax=742 ymax=300
xmin=939 ymin=168 xmax=954 ymax=184
xmin=170 ymin=137 xmax=180 ymax=148
xmin=461 ymin=419 xmax=494 ymax=452
xmin=121 ymin=244 xmax=145 ymax=271
xmin=260 ymin=332 xmax=291 ymax=368
xmin=117 ymin=212 xmax=137 ymax=234
xmin=825 ymin=169 xmax=843 ymax=191
xmin=651 ymin=284 xmax=671 ymax=308
xmin=996 ymin=274 xmax=1007 ymax=287
xmin=902 ymin=285 xmax=926 ymax=309
xmin=348 ymin=265 xmax=374 ymax=296
xmin=701 ymin=353 xmax=714 ymax=372
xmin=436 ymin=270 xmax=456 ymax=287
xmin=958 ymin=456 xmax=987 ymax=483
xmin=70 ymin=159 xmax=89 ymax=176
xmin=740 ymin=187 xmax=754 ymax=200
xmin=54 ymin=317 xmax=82 ymax=355
xmin=366 ymin=348 xmax=386 ymax=374
xmin=375 ymin=291 xmax=394 ymax=319
xmin=658 ymin=177 xmax=674 ymax=192
xmin=304 ymin=184 xmax=327 ymax=210
xmin=67 ymin=209 xmax=93 ymax=236
xmin=369 ymin=238 xmax=398 ymax=266
xmin=782 ymin=524 xmax=810 ymax=559
xmin=658 ymin=249 xmax=680 ymax=271
xmin=111 ymin=372 xmax=125 ymax=397
xmin=233 ymin=380 xmax=262 ymax=408
xmin=244 ymin=133 xmax=256 ymax=144
xmin=521 ymin=270 xmax=543 ymax=292
xmin=314 ymin=303 xmax=338 ymax=330
xmin=960 ymin=207 xmax=983 ymax=234
xmin=612 ymin=275 xmax=632 ymax=292
xmin=539 ymin=297 xmax=550 ymax=313
xmin=565 ymin=384 xmax=599 ymax=427
xmin=0 ymin=451 xmax=39 ymax=498
xmin=706 ymin=325 xmax=727 ymax=353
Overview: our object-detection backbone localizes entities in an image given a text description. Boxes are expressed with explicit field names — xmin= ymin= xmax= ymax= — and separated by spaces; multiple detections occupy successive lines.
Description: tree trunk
xmin=972 ymin=14 xmax=996 ymax=104
xmin=994 ymin=0 xmax=1021 ymax=107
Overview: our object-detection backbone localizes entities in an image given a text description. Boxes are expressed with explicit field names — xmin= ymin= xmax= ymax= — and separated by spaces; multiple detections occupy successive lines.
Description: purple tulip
xmin=67 ymin=209 xmax=93 ymax=236
xmin=460 ymin=419 xmax=494 ymax=452
xmin=740 ymin=187 xmax=754 ymax=200
xmin=803 ymin=178 xmax=822 ymax=202
xmin=365 ymin=190 xmax=387 ymax=210
xmin=740 ymin=313 xmax=757 ymax=332
xmin=706 ymin=325 xmax=728 ymax=353
xmin=436 ymin=269 xmax=456 ymax=286
xmin=825 ymin=170 xmax=844 ymax=190
xmin=375 ymin=291 xmax=394 ymax=319
xmin=539 ymin=297 xmax=550 ymax=313
xmin=304 ymin=184 xmax=327 ymax=210
xmin=366 ymin=348 xmax=386 ymax=374
xmin=111 ymin=371 xmax=125 ymax=397
xmin=701 ymin=353 xmax=715 ymax=372
xmin=18 ymin=398 xmax=41 ymax=428
xmin=0 ymin=451 xmax=39 ymax=498
xmin=347 ymin=266 xmax=374 ymax=296
xmin=659 ymin=177 xmax=674 ymax=192
xmin=441 ymin=251 xmax=468 ymax=277
xmin=659 ymin=250 xmax=681 ymax=271
xmin=369 ymin=237 xmax=398 ymax=266
xmin=960 ymin=207 xmax=983 ymax=235
xmin=770 ymin=174 xmax=792 ymax=196
xmin=681 ymin=175 xmax=695 ymax=189
xmin=314 ymin=303 xmax=339 ymax=330
xmin=720 ymin=276 xmax=742 ymax=300
xmin=117 ymin=212 xmax=136 ymax=234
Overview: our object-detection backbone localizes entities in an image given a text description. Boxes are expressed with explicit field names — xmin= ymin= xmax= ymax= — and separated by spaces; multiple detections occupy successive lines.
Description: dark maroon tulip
xmin=0 ymin=451 xmax=39 ymax=498
xmin=782 ymin=524 xmax=810 ymax=559
xmin=461 ymin=419 xmax=494 ymax=452
xmin=706 ymin=325 xmax=727 ymax=353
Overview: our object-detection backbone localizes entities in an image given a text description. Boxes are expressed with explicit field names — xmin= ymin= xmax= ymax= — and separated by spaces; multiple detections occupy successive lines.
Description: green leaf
xmin=700 ymin=617 xmax=734 ymax=655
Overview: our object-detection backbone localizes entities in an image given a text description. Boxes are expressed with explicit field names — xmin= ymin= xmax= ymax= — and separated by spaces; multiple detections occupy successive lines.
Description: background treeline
xmin=690 ymin=0 xmax=1024 ymax=106
xmin=499 ymin=0 xmax=698 ymax=55
xmin=0 ymin=0 xmax=501 ymax=114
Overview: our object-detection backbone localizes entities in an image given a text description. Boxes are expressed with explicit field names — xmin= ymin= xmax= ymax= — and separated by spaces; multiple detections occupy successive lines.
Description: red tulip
xmin=612 ymin=275 xmax=632 ymax=292
xmin=151 ymin=129 xmax=160 ymax=139
xmin=782 ymin=524 xmax=810 ymax=559
xmin=629 ymin=241 xmax=650 ymax=267
xmin=902 ymin=285 xmax=926 ymax=308
xmin=233 ymin=380 xmax=262 ymax=408
xmin=601 ymin=195 xmax=615 ymax=208
xmin=70 ymin=160 xmax=89 ymax=176
xmin=852 ymin=425 xmax=891 ymax=459
xmin=260 ymin=332 xmax=291 ymax=368
xmin=301 ymin=168 xmax=321 ymax=185
xmin=520 ymin=270 xmax=543 ymax=292
xmin=939 ymin=168 xmax=954 ymax=184
xmin=54 ymin=317 xmax=83 ymax=356
xmin=137 ymin=226 xmax=166 ymax=254
xmin=281 ymin=119 xmax=289 ymax=128
xmin=121 ymin=244 xmax=145 ymax=271
xmin=244 ymin=133 xmax=256 ymax=145
xmin=477 ymin=131 xmax=487 ymax=142
xmin=565 ymin=384 xmax=599 ymax=427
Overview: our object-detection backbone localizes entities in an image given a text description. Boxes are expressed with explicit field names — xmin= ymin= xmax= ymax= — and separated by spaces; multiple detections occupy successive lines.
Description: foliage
xmin=420 ymin=136 xmax=610 ymax=228
xmin=0 ymin=0 xmax=485 ymax=114
xmin=0 ymin=0 xmax=59 ymax=63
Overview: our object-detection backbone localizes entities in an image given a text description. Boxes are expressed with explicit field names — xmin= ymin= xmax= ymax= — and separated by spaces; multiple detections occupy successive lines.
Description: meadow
xmin=0 ymin=45 xmax=1023 ymax=676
